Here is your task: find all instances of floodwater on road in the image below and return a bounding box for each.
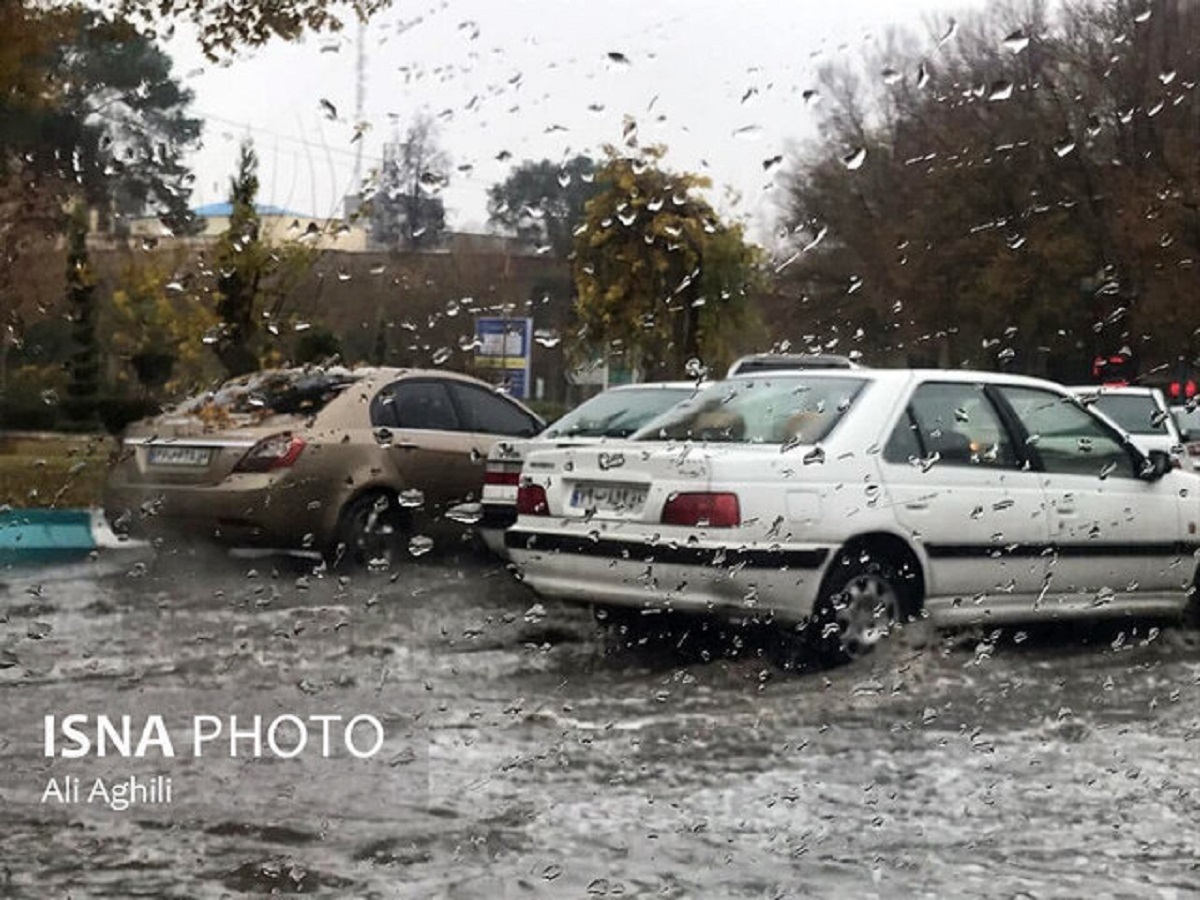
[1,545,1199,898]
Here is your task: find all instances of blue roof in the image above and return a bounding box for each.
[192,202,307,218]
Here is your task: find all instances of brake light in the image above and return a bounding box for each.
[234,433,306,472]
[661,492,740,527]
[485,467,521,487]
[516,483,549,515]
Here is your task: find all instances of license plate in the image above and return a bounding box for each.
[570,483,648,513]
[147,446,212,467]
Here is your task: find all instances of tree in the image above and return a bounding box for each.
[212,140,316,376]
[368,114,449,250]
[487,156,600,257]
[571,145,762,378]
[108,258,221,397]
[114,0,393,59]
[776,0,1200,379]
[1,8,202,232]
[62,202,99,427]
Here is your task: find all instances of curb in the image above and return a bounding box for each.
[0,508,151,565]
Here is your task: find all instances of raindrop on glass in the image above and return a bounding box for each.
[408,535,434,557]
[398,488,425,508]
[841,147,867,170]
[1002,30,1030,53]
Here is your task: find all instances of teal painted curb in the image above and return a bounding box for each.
[0,508,149,565]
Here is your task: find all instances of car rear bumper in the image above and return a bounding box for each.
[505,528,832,624]
[477,502,517,558]
[103,473,335,550]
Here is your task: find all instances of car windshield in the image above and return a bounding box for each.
[636,375,867,443]
[1089,394,1166,435]
[542,385,698,439]
[173,369,361,417]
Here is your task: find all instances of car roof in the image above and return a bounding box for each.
[725,367,1072,392]
[602,381,707,391]
[726,353,859,376]
[1066,384,1163,398]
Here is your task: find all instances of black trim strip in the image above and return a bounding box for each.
[505,530,831,569]
[926,542,1200,559]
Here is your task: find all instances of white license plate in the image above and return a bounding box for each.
[570,483,648,512]
[147,446,212,467]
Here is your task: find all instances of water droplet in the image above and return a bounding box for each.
[398,488,425,508]
[431,347,452,366]
[534,329,561,348]
[1159,69,1177,85]
[446,503,483,525]
[408,535,434,557]
[988,81,1014,101]
[40,389,59,405]
[1002,30,1030,53]
[1054,139,1076,158]
[881,67,901,85]
[841,147,867,170]
[597,452,625,471]
[732,124,763,141]
[445,299,460,317]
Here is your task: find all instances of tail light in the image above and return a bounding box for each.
[661,492,740,527]
[517,483,549,515]
[485,461,522,487]
[234,433,306,472]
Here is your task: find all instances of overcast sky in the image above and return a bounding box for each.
[167,0,987,242]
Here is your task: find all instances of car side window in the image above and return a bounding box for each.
[998,386,1138,479]
[449,383,540,436]
[897,382,1018,468]
[883,409,923,463]
[377,380,460,431]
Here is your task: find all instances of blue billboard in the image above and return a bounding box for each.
[474,317,533,398]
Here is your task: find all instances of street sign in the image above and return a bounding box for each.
[474,317,533,398]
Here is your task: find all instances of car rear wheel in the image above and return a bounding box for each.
[804,551,913,665]
[330,492,406,569]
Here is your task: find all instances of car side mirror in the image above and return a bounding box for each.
[1142,448,1175,481]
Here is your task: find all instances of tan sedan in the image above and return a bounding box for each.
[103,367,544,564]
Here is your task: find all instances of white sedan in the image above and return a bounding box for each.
[476,382,703,556]
[506,369,1199,662]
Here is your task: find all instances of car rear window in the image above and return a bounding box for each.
[544,386,698,439]
[637,376,866,444]
[1089,394,1166,435]
[174,370,361,417]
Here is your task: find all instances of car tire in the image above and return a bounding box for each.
[329,491,406,569]
[803,550,913,666]
[1180,573,1200,630]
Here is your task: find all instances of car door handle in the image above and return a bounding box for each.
[393,441,420,451]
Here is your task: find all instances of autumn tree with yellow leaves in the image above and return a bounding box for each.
[570,144,763,380]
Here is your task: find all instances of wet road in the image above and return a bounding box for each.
[2,546,1200,898]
